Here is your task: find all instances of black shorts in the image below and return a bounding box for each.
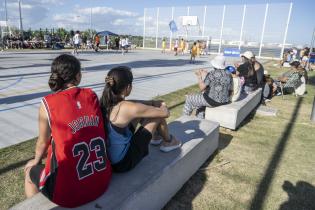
[30,164,55,200]
[30,164,45,189]
[112,126,152,173]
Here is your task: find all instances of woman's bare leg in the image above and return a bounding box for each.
[24,167,39,198]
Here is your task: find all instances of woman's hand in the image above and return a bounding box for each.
[160,102,170,118]
[24,159,39,173]
[152,100,163,107]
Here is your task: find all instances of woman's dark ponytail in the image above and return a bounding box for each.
[100,66,133,122]
[48,54,81,92]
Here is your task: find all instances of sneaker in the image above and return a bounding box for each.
[160,135,182,152]
[150,138,163,145]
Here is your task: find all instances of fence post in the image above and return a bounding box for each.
[280,2,293,59]
[202,6,207,37]
[258,3,268,58]
[311,96,315,122]
[218,5,226,54]
[143,8,146,48]
[239,4,246,50]
[169,7,174,50]
[155,7,159,49]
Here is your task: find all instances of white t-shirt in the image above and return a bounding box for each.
[73,34,80,45]
[231,76,242,102]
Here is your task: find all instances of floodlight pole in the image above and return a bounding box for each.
[239,4,246,50]
[155,7,159,49]
[89,7,92,38]
[258,3,269,58]
[218,5,226,54]
[143,8,146,48]
[169,7,174,50]
[202,6,207,37]
[4,0,8,23]
[311,27,315,51]
[18,0,24,42]
[280,2,293,60]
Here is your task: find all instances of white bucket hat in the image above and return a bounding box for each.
[211,55,226,69]
[241,51,254,59]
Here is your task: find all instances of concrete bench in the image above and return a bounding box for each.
[205,88,262,130]
[12,116,219,210]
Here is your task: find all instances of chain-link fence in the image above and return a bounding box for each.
[143,3,293,59]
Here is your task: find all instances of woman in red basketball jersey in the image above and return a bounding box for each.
[24,54,112,208]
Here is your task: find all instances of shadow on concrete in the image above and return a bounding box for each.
[0,70,194,105]
[279,180,315,210]
[249,97,303,210]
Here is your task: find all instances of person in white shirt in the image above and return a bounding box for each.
[73,31,81,55]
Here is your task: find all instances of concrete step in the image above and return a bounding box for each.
[12,116,219,210]
[205,88,262,130]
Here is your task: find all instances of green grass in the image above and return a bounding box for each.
[1,62,315,209]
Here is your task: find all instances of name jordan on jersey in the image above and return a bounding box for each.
[68,115,99,134]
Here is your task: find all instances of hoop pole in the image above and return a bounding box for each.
[239,4,246,50]
[219,5,226,54]
[155,7,159,49]
[280,2,293,59]
[170,7,174,50]
[143,8,146,48]
[202,6,207,37]
[258,3,269,58]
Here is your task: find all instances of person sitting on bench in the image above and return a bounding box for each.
[24,54,112,208]
[100,66,181,173]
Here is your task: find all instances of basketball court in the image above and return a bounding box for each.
[0,49,241,148]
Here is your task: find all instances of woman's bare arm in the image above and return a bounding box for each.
[25,103,51,171]
[125,101,170,120]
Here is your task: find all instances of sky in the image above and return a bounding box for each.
[0,0,314,45]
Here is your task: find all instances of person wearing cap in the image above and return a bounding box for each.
[183,55,232,118]
[236,51,258,93]
[226,66,242,102]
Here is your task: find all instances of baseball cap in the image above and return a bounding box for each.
[241,51,254,59]
[225,66,236,74]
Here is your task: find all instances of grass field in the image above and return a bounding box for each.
[0,61,315,210]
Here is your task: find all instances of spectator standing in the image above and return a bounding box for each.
[73,31,81,55]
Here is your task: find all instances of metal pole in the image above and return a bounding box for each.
[311,96,315,122]
[280,3,293,59]
[311,27,315,51]
[218,5,226,54]
[202,6,207,37]
[143,8,146,48]
[4,0,8,22]
[155,7,159,49]
[18,0,24,42]
[187,6,190,16]
[239,4,246,50]
[90,7,92,38]
[258,3,269,58]
[170,7,174,50]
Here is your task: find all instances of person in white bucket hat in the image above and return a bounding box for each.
[183,55,232,119]
[235,51,258,93]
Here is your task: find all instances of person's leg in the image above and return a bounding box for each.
[25,167,39,197]
[183,93,208,116]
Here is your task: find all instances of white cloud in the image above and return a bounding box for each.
[78,6,138,17]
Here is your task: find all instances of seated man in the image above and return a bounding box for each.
[276,61,304,95]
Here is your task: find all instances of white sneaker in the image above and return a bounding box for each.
[150,139,163,145]
[160,135,182,152]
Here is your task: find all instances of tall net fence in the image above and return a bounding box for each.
[143,3,293,59]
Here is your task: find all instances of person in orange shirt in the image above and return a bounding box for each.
[94,35,100,52]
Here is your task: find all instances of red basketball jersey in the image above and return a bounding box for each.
[40,87,112,208]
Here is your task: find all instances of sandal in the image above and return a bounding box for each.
[160,135,182,152]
